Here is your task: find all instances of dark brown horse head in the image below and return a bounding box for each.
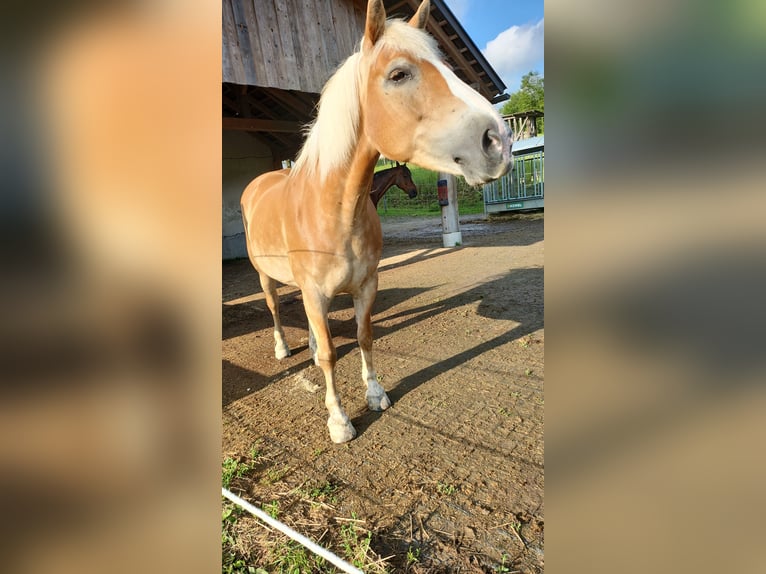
[394,162,418,199]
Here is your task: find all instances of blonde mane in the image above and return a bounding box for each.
[291,20,441,182]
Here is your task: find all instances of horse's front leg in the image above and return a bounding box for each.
[302,289,356,443]
[354,275,391,412]
[308,323,319,366]
[258,271,290,360]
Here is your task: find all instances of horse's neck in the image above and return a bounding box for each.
[322,140,380,227]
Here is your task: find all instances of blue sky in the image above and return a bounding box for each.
[443,0,544,94]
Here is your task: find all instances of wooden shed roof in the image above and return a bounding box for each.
[223,0,507,158]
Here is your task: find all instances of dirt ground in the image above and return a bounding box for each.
[222,212,544,573]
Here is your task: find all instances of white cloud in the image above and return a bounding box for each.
[483,18,544,92]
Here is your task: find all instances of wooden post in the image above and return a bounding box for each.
[438,173,462,247]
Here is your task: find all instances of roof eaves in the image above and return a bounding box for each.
[430,0,507,96]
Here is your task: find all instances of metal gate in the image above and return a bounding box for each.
[483,135,544,213]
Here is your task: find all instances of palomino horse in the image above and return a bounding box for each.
[241,0,510,443]
[370,162,418,207]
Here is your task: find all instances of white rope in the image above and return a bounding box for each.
[222,487,364,574]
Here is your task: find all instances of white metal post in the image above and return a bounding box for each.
[438,172,462,247]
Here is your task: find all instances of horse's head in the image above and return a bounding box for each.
[395,162,418,199]
[359,0,511,185]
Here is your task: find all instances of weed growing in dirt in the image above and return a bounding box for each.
[271,540,328,573]
[339,514,383,571]
[222,504,249,574]
[493,553,513,573]
[264,500,280,519]
[437,482,457,496]
[498,407,513,417]
[306,481,339,504]
[222,444,262,489]
[262,466,290,485]
[406,545,421,565]
[222,458,254,489]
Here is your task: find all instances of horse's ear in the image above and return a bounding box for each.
[364,0,386,50]
[409,0,430,29]
[395,161,400,167]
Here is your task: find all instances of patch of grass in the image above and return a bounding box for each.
[498,407,513,417]
[301,480,339,504]
[262,466,290,485]
[340,515,377,570]
[222,443,263,489]
[264,500,280,519]
[222,504,244,524]
[222,503,250,574]
[378,203,487,217]
[270,540,328,574]
[221,551,253,574]
[436,482,457,496]
[222,457,254,489]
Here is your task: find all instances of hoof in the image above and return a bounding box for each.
[275,343,291,360]
[328,415,356,444]
[367,390,391,411]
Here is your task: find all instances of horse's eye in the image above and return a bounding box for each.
[388,69,411,83]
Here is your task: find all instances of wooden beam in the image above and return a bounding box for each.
[262,87,316,118]
[425,17,484,87]
[222,117,303,133]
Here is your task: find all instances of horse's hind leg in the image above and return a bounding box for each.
[302,288,355,443]
[354,275,391,412]
[258,271,290,360]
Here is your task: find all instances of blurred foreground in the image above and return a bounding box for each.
[547,0,766,572]
[1,1,220,572]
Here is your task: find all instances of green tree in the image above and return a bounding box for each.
[501,71,544,133]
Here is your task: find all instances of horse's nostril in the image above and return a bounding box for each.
[454,157,462,164]
[482,128,501,158]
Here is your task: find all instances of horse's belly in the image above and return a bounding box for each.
[251,254,297,287]
[242,170,297,286]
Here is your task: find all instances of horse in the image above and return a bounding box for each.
[240,0,510,443]
[370,162,418,207]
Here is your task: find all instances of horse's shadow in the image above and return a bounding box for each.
[351,266,543,435]
[222,359,270,405]
[222,285,431,342]
[221,286,432,407]
[222,266,544,437]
